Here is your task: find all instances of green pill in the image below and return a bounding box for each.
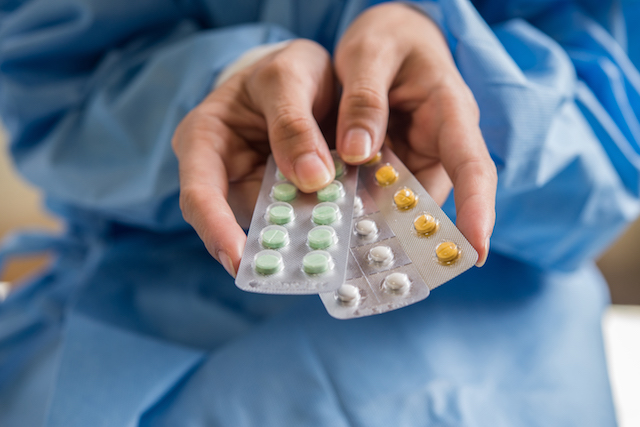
[312,203,340,225]
[267,202,294,225]
[333,154,346,178]
[254,250,283,275]
[275,168,286,180]
[272,182,297,202]
[260,226,289,249]
[317,181,344,202]
[303,251,332,275]
[307,226,336,250]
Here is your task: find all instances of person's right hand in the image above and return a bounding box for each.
[172,40,337,278]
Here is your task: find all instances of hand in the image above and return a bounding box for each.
[334,3,497,266]
[172,40,337,277]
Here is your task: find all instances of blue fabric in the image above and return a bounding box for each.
[1,0,638,424]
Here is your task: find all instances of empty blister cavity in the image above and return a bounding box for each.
[393,187,418,210]
[303,250,333,275]
[436,241,461,265]
[307,226,337,250]
[317,180,344,202]
[267,202,295,225]
[260,225,289,249]
[375,164,398,186]
[312,202,340,225]
[414,213,439,236]
[254,250,284,275]
[271,181,297,202]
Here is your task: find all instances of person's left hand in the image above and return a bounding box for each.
[333,3,497,266]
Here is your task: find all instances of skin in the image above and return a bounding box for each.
[172,3,497,278]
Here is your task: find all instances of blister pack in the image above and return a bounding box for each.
[235,152,358,294]
[320,146,478,319]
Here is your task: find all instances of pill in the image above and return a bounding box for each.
[275,168,286,181]
[260,226,289,249]
[394,187,418,210]
[312,202,340,225]
[254,250,284,275]
[366,151,382,165]
[375,164,398,186]
[369,245,394,265]
[272,182,297,202]
[353,196,364,216]
[383,272,411,294]
[317,181,344,202]
[267,202,295,225]
[336,284,360,305]
[307,226,337,250]
[332,153,346,178]
[414,213,439,235]
[303,250,332,274]
[355,219,378,237]
[436,241,460,264]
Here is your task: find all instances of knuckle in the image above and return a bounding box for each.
[271,106,314,142]
[438,78,480,123]
[253,56,294,88]
[344,83,387,115]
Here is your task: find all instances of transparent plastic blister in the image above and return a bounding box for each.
[320,184,430,319]
[235,152,357,294]
[359,145,477,288]
[321,145,477,319]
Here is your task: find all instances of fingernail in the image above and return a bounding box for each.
[293,152,332,191]
[475,237,490,268]
[219,251,237,278]
[341,128,372,163]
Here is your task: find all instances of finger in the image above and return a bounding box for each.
[414,165,453,206]
[334,37,402,164]
[433,96,496,267]
[172,113,257,278]
[392,138,453,206]
[246,40,337,193]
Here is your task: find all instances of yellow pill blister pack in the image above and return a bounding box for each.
[320,145,477,319]
[235,152,358,294]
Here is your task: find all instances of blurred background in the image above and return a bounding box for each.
[0,125,638,424]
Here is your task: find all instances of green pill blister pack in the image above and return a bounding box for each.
[235,152,357,294]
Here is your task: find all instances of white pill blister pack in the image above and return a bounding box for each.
[320,145,478,319]
[235,152,357,294]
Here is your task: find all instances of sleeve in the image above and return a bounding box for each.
[408,0,640,271]
[0,0,297,231]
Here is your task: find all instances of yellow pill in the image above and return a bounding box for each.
[393,187,418,210]
[375,164,398,186]
[436,241,460,265]
[365,151,382,165]
[414,214,439,235]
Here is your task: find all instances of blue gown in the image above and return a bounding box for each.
[1,0,639,425]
